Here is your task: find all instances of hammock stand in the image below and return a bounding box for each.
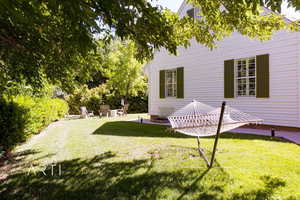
[168,101,262,168]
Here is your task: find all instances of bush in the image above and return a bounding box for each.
[127,94,148,113]
[0,98,28,151]
[66,85,107,115]
[66,84,148,115]
[104,93,148,113]
[0,96,68,151]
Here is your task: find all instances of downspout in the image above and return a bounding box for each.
[148,65,151,116]
[298,31,300,127]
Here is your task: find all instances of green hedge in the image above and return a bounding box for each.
[0,96,68,151]
[66,85,105,115]
[66,85,148,115]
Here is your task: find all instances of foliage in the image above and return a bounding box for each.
[65,84,109,115]
[127,93,148,113]
[104,40,147,103]
[186,0,298,48]
[104,92,148,113]
[0,98,28,152]
[66,84,148,114]
[66,39,148,114]
[2,79,57,98]
[0,96,68,151]
[1,0,299,93]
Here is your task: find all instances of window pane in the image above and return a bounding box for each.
[166,71,172,78]
[166,72,172,84]
[249,58,255,64]
[249,60,255,77]
[249,90,255,96]
[237,60,247,77]
[173,87,177,97]
[173,71,177,84]
[167,88,172,96]
[237,78,247,96]
[249,78,255,89]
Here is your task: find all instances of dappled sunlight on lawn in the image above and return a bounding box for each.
[1,114,300,199]
[1,151,295,200]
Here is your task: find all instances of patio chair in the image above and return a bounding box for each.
[99,105,110,117]
[80,106,94,118]
[117,104,129,116]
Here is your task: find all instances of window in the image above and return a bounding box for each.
[186,8,195,18]
[165,69,177,97]
[235,57,256,97]
[186,8,200,20]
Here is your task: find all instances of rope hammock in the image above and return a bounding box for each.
[168,100,263,168]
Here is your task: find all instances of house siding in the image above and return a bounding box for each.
[148,28,300,127]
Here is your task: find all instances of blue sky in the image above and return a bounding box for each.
[150,0,300,20]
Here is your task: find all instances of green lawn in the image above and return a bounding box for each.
[1,114,300,200]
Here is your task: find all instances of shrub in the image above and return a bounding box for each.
[66,85,107,115]
[105,93,148,113]
[0,96,68,151]
[0,98,28,151]
[127,94,148,113]
[66,84,148,115]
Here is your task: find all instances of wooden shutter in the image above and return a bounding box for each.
[256,54,269,98]
[224,59,235,98]
[177,67,184,98]
[159,70,165,99]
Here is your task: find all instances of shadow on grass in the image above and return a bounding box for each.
[0,149,56,181]
[93,121,189,138]
[93,121,290,143]
[0,151,295,200]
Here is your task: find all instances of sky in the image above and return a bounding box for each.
[150,0,300,20]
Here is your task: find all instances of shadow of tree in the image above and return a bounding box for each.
[1,151,294,200]
[93,121,290,144]
[0,149,55,181]
[93,121,189,138]
[229,176,286,200]
[0,151,212,199]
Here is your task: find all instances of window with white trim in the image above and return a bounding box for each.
[235,57,256,97]
[165,69,177,97]
[186,8,201,20]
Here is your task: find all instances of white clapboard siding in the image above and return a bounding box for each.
[147,3,300,127]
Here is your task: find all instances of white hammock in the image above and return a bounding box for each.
[168,100,262,137]
[167,100,263,168]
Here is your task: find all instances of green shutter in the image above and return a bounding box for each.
[177,67,184,98]
[159,70,165,98]
[256,54,269,98]
[224,59,235,98]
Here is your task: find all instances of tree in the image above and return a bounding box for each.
[1,0,299,92]
[104,40,146,104]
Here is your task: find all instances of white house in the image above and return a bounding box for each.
[145,1,300,128]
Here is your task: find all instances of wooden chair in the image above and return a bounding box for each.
[117,104,129,116]
[80,106,94,118]
[99,105,110,117]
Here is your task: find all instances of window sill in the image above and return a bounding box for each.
[235,96,256,99]
[165,96,177,99]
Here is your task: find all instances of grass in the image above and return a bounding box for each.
[1,114,300,200]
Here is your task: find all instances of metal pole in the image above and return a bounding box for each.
[197,136,210,167]
[209,101,226,168]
